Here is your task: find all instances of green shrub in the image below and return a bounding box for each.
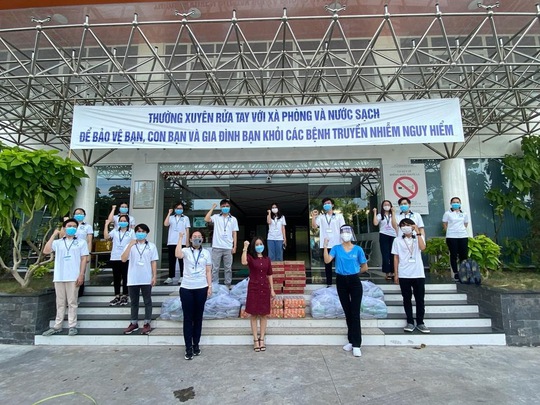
[424,237,450,274]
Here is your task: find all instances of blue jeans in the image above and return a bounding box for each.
[268,239,283,261]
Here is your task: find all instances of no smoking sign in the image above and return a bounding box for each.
[393,176,418,199]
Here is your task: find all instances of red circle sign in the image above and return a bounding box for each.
[393,176,419,199]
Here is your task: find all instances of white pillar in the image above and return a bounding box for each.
[74,166,97,280]
[440,158,473,236]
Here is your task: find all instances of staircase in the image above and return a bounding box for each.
[34,279,506,347]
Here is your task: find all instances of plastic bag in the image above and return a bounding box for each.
[361,295,388,319]
[204,293,241,319]
[311,287,345,319]
[160,296,183,321]
[230,277,249,305]
[361,280,385,300]
[211,282,230,298]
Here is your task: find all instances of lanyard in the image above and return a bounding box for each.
[404,237,415,258]
[119,230,129,243]
[222,215,231,232]
[63,238,75,254]
[174,215,183,230]
[324,213,335,226]
[191,247,202,270]
[135,242,148,262]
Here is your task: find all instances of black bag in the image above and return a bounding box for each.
[458,259,482,285]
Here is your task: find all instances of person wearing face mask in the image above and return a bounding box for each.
[396,197,425,239]
[164,202,191,285]
[391,218,430,334]
[204,199,239,289]
[372,200,398,280]
[311,197,345,287]
[107,203,136,229]
[323,225,368,357]
[241,237,276,352]
[71,208,93,298]
[442,197,469,282]
[176,231,212,360]
[121,224,158,335]
[266,203,287,261]
[42,218,89,337]
[104,214,135,306]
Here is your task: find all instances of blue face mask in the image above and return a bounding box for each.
[135,232,147,241]
[65,227,77,237]
[118,221,129,228]
[74,214,85,222]
[221,207,230,214]
[175,209,183,215]
[323,203,332,212]
[451,203,461,210]
[119,207,128,214]
[255,245,265,253]
[400,204,409,212]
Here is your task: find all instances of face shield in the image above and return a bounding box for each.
[340,225,357,242]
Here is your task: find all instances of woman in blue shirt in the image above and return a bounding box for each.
[323,225,368,358]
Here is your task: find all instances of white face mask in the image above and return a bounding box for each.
[271,208,278,214]
[383,205,391,211]
[401,226,413,235]
[341,232,353,242]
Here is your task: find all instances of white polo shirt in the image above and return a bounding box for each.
[442,210,469,238]
[391,236,425,279]
[51,237,89,282]
[113,214,136,229]
[180,247,211,290]
[108,229,136,261]
[125,241,159,286]
[315,212,345,248]
[75,222,93,242]
[209,213,239,249]
[267,215,287,241]
[396,211,425,237]
[166,215,191,245]
[376,213,397,237]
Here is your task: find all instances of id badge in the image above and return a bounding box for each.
[137,261,145,266]
[64,255,72,261]
[326,229,333,233]
[408,257,416,263]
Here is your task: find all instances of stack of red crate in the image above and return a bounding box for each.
[282,260,306,294]
[272,261,285,294]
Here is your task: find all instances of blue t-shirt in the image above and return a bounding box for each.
[329,245,367,275]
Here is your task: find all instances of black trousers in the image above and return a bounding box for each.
[398,278,425,325]
[379,233,395,274]
[168,244,184,278]
[180,286,208,353]
[111,260,129,296]
[320,248,334,286]
[446,237,468,273]
[336,273,363,348]
[128,285,152,323]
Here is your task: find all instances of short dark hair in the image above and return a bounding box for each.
[322,197,334,206]
[220,199,231,206]
[118,214,129,223]
[73,208,86,215]
[398,218,415,227]
[174,202,184,209]
[398,197,411,205]
[63,218,78,228]
[135,223,150,233]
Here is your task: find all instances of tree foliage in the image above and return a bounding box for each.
[0,147,87,287]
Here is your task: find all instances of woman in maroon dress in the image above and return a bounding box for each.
[241,236,276,352]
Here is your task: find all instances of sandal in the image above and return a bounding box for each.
[385,274,392,281]
[253,339,260,352]
[259,337,266,352]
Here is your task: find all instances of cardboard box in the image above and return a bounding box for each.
[283,297,306,308]
[282,287,305,294]
[285,279,307,287]
[284,308,306,318]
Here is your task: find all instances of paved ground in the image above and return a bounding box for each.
[1,344,538,404]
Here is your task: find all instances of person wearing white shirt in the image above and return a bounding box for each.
[391,218,430,334]
[372,200,398,281]
[121,224,158,336]
[42,218,89,337]
[72,208,93,298]
[396,197,425,238]
[176,231,212,360]
[311,197,345,287]
[104,214,135,306]
[442,196,470,282]
[204,199,239,288]
[164,202,191,284]
[266,203,287,261]
[107,202,136,229]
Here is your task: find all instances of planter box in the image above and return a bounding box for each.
[0,289,56,345]
[457,284,540,346]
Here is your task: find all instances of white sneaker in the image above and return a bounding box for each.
[342,343,353,352]
[352,347,362,357]
[163,278,173,284]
